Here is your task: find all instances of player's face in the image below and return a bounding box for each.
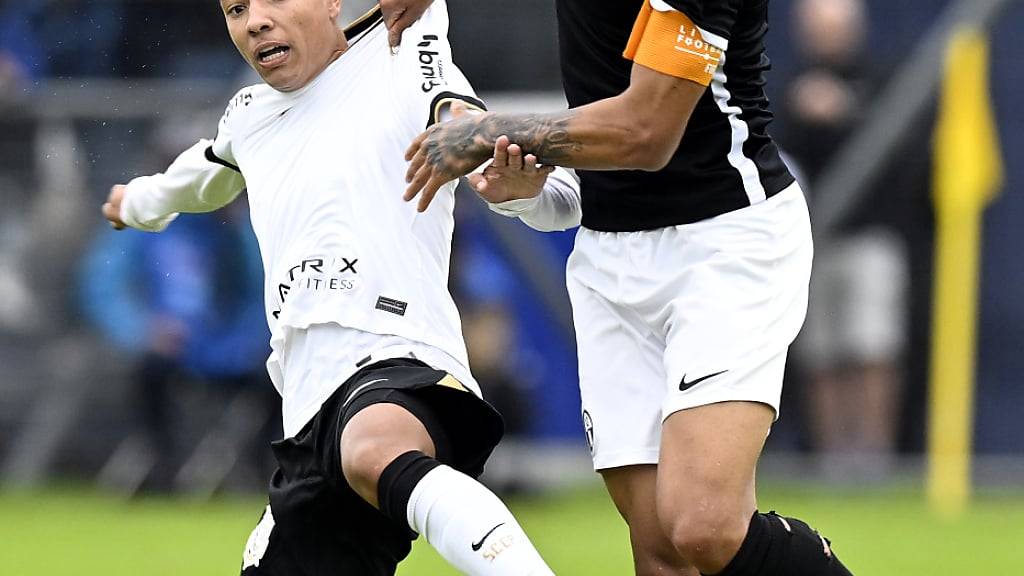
[220,0,344,92]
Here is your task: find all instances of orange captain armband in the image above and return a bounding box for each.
[623,1,723,86]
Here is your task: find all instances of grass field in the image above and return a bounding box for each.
[2,483,1023,574]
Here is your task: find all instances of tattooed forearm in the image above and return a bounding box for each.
[475,112,585,164]
[423,115,496,173]
[422,110,585,176]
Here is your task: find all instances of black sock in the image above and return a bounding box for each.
[377,450,441,538]
[706,511,853,576]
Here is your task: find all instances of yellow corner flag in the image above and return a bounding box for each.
[928,26,1003,518]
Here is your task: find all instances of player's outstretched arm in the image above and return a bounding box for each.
[104,139,246,232]
[404,63,706,211]
[380,0,434,47]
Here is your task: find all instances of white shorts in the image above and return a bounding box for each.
[566,183,813,470]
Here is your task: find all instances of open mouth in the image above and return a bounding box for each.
[257,44,290,65]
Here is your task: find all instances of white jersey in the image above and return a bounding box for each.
[119,3,486,436]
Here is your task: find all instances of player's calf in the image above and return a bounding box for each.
[703,511,854,576]
[602,465,699,576]
[341,399,554,575]
[376,450,555,575]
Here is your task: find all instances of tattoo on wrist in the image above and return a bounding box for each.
[424,115,490,169]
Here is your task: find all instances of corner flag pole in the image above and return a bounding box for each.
[927,26,1003,517]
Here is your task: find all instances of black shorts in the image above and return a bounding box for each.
[240,358,504,575]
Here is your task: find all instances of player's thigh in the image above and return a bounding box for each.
[340,402,436,505]
[601,465,696,574]
[657,400,774,540]
[567,265,666,470]
[645,188,809,531]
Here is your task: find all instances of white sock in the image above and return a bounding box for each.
[406,464,555,575]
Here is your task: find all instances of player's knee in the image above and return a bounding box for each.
[340,432,393,502]
[660,506,748,570]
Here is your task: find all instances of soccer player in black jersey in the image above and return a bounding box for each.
[396,1,856,575]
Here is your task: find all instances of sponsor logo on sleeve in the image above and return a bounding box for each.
[225,89,253,120]
[417,35,446,92]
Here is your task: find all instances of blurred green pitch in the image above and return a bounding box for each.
[2,484,1022,574]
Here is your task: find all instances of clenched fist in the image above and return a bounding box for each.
[102,184,127,230]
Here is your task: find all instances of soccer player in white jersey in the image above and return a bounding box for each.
[100,1,555,574]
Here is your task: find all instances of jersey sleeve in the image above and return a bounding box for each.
[208,94,242,171]
[658,0,738,47]
[487,167,582,232]
[623,0,732,86]
[391,1,486,131]
[120,100,246,232]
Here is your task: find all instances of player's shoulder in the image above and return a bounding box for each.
[413,0,451,31]
[219,83,282,128]
[392,1,482,117]
[395,0,452,68]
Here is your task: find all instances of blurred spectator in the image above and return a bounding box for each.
[0,2,46,81]
[77,198,275,492]
[0,0,40,188]
[777,0,910,481]
[0,4,38,334]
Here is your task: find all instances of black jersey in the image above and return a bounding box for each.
[556,0,794,232]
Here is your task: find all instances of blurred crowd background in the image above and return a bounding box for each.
[0,0,1022,498]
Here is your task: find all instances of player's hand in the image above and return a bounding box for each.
[468,136,554,204]
[381,0,434,48]
[404,101,493,212]
[102,184,127,230]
